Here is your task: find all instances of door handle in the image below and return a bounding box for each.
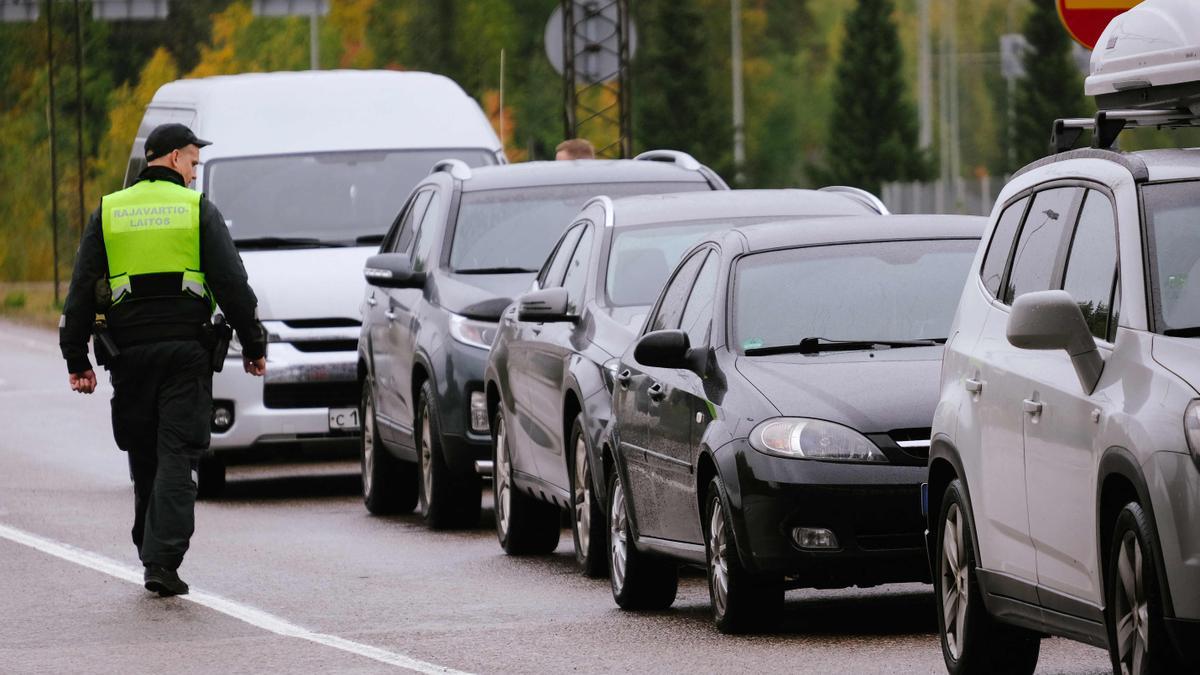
[647,382,666,402]
[1023,399,1043,415]
[616,369,632,388]
[385,310,396,322]
[965,378,983,394]
[532,325,542,336]
[366,294,377,307]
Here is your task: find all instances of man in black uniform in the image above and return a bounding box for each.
[60,123,267,597]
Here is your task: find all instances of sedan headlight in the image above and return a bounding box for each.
[1185,400,1200,471]
[749,418,888,463]
[449,314,499,350]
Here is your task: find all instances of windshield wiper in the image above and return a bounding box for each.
[1164,326,1200,337]
[234,236,346,249]
[454,266,538,275]
[355,234,385,245]
[744,336,942,356]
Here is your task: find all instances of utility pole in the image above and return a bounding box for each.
[74,0,85,239]
[47,0,61,306]
[731,0,745,186]
[918,0,932,150]
[309,9,318,69]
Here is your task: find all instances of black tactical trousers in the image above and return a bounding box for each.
[109,340,212,570]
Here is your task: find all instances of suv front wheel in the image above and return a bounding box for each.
[936,479,1041,675]
[416,381,482,529]
[1105,502,1180,675]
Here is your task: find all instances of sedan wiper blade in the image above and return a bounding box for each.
[234,236,345,249]
[454,266,538,275]
[744,336,940,356]
[355,234,385,245]
[1164,326,1200,337]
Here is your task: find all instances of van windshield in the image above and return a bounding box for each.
[1142,180,1200,335]
[205,149,494,246]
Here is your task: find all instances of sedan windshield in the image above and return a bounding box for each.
[206,149,494,245]
[733,239,978,353]
[449,181,706,273]
[1141,181,1200,335]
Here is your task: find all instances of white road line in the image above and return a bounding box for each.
[0,522,470,675]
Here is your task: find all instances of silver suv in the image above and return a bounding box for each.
[928,146,1200,673]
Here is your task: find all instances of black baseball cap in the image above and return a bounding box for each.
[145,123,211,161]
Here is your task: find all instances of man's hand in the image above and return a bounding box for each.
[69,370,97,394]
[244,357,266,376]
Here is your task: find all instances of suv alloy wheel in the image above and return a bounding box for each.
[492,408,560,554]
[360,377,417,514]
[416,381,481,529]
[1105,502,1180,675]
[569,415,606,577]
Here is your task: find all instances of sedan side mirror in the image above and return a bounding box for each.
[633,329,704,371]
[518,287,576,323]
[1007,290,1104,393]
[364,253,427,289]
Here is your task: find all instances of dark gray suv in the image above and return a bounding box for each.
[357,154,726,529]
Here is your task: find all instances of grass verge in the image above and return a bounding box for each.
[0,282,63,330]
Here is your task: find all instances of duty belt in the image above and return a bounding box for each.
[109,322,205,348]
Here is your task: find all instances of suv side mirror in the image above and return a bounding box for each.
[1007,290,1104,393]
[518,288,575,323]
[633,329,704,371]
[364,253,426,289]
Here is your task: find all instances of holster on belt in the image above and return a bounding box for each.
[202,313,234,373]
[93,320,120,369]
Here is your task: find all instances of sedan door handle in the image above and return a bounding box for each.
[385,310,396,322]
[965,378,983,394]
[616,369,632,388]
[647,382,666,402]
[1023,399,1044,416]
[366,295,377,307]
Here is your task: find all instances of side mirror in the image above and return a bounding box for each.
[633,329,703,371]
[364,253,427,289]
[517,288,575,323]
[1007,290,1104,393]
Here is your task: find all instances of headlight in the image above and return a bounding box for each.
[749,418,888,463]
[602,357,620,393]
[1185,400,1200,471]
[449,314,499,350]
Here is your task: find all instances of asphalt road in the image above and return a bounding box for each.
[0,321,1112,674]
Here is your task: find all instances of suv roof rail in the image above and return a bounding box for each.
[431,158,472,180]
[633,149,730,190]
[1052,108,1199,154]
[819,186,890,215]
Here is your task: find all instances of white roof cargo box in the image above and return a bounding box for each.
[1086,0,1200,113]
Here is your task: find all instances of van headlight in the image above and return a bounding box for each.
[749,418,888,463]
[1185,400,1200,471]
[449,314,498,350]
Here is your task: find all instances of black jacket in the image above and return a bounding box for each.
[60,166,267,373]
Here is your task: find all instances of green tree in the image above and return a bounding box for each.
[814,0,930,195]
[1012,0,1090,169]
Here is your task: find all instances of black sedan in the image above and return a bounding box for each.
[484,189,880,574]
[603,215,983,632]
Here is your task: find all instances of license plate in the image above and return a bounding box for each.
[328,407,360,431]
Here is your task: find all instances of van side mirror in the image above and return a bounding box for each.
[633,329,704,371]
[517,288,576,323]
[364,253,426,289]
[1007,290,1104,393]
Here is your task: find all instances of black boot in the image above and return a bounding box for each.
[144,564,189,597]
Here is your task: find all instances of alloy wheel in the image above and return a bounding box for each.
[420,407,433,508]
[708,501,729,617]
[495,415,512,538]
[1115,531,1149,675]
[573,435,590,554]
[941,502,969,660]
[362,388,375,497]
[610,476,628,592]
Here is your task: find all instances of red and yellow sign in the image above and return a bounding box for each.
[1057,0,1144,50]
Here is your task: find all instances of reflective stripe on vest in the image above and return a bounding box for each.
[100,180,209,307]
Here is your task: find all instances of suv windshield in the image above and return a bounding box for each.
[733,239,977,353]
[1142,181,1200,335]
[449,182,706,273]
[606,216,794,307]
[206,149,494,246]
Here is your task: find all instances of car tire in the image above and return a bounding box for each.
[569,415,607,577]
[705,476,784,634]
[360,378,418,515]
[492,407,561,554]
[608,467,678,610]
[416,381,482,530]
[936,479,1041,675]
[196,455,225,500]
[1105,502,1181,675]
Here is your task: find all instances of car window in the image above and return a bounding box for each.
[411,191,443,272]
[1140,180,1200,334]
[1003,187,1081,304]
[540,225,584,289]
[980,196,1028,299]
[679,251,720,346]
[562,224,595,313]
[648,250,707,333]
[392,190,432,254]
[1062,190,1119,340]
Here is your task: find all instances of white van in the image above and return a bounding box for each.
[126,70,504,495]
